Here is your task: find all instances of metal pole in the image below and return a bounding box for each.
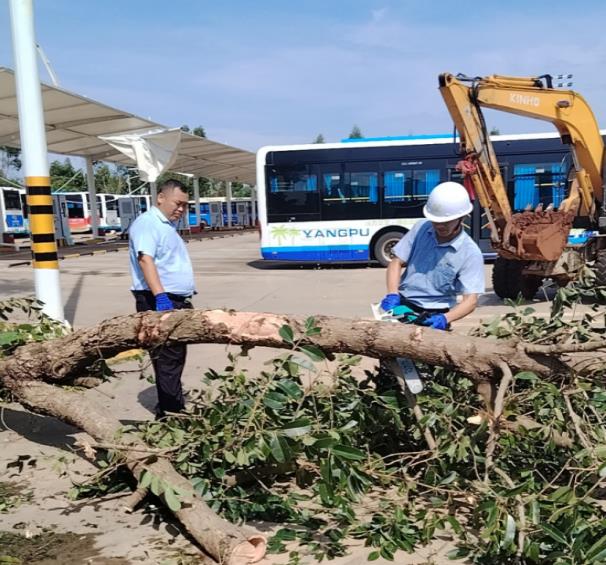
[150,181,158,204]
[193,177,201,228]
[226,181,232,227]
[9,0,64,321]
[85,157,99,238]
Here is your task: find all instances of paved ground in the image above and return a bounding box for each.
[0,232,564,564]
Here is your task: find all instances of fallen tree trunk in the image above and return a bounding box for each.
[1,308,603,562]
[12,379,266,565]
[0,309,574,388]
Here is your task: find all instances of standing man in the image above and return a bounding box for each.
[128,179,195,418]
[379,181,484,328]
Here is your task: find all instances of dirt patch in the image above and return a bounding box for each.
[0,530,131,564]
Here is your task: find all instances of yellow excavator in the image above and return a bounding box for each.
[438,73,606,298]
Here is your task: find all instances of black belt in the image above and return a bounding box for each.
[400,297,449,315]
[132,290,192,302]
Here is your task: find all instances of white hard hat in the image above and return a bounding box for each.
[423,182,473,222]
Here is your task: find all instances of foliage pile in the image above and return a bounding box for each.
[125,279,606,564]
[0,298,68,359]
[1,283,606,563]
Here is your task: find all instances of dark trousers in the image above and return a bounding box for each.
[133,291,193,417]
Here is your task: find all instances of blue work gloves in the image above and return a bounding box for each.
[422,313,449,330]
[380,293,401,312]
[155,292,174,311]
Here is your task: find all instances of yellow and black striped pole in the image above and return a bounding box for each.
[10,0,64,321]
[26,176,59,269]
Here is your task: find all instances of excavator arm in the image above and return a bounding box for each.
[438,73,605,262]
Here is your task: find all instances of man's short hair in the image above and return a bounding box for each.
[158,179,188,195]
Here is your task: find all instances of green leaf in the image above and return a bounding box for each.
[279,325,294,344]
[0,331,20,345]
[163,485,181,512]
[541,523,568,546]
[439,471,458,485]
[515,371,539,382]
[331,444,366,461]
[447,547,469,559]
[269,432,286,463]
[150,474,162,496]
[276,379,303,399]
[139,470,152,489]
[367,550,380,561]
[290,355,315,371]
[299,344,326,362]
[263,391,288,410]
[313,435,338,450]
[586,534,606,562]
[280,419,312,438]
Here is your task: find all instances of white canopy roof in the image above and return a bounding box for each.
[0,67,255,184]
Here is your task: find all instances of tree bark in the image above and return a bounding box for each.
[0,309,574,389]
[0,308,602,562]
[12,379,266,565]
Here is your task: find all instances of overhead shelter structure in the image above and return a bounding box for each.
[0,66,256,234]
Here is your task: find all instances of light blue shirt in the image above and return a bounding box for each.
[129,206,195,296]
[392,220,484,310]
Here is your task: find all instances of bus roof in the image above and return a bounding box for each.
[257,129,606,157]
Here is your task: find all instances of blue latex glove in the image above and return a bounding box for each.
[380,293,401,312]
[155,292,174,311]
[422,313,449,330]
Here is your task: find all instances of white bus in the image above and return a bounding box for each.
[0,186,28,241]
[57,192,121,233]
[256,134,581,265]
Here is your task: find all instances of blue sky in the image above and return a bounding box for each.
[1,1,605,153]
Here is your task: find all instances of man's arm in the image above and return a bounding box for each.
[137,253,164,296]
[386,257,406,293]
[445,293,478,324]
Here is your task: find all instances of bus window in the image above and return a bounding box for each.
[267,166,320,222]
[65,195,85,218]
[20,192,28,219]
[382,166,440,219]
[4,189,21,210]
[511,163,565,211]
[342,163,380,219]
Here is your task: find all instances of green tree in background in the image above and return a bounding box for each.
[180,125,206,138]
[49,159,85,191]
[348,125,364,139]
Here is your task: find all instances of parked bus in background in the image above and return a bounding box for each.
[256,132,596,265]
[57,192,122,234]
[188,196,254,227]
[0,186,28,242]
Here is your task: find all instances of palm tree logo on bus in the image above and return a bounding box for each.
[271,225,300,244]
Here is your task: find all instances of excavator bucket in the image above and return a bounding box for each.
[500,210,575,262]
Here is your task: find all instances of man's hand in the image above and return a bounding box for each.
[155,292,174,311]
[380,293,401,312]
[422,314,448,330]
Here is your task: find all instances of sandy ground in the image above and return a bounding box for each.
[0,232,579,564]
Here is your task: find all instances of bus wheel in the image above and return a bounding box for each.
[373,231,404,267]
[595,249,606,286]
[492,257,542,300]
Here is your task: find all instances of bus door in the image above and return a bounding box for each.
[314,164,345,221]
[104,195,120,229]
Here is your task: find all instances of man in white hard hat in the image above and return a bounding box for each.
[379,181,484,329]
